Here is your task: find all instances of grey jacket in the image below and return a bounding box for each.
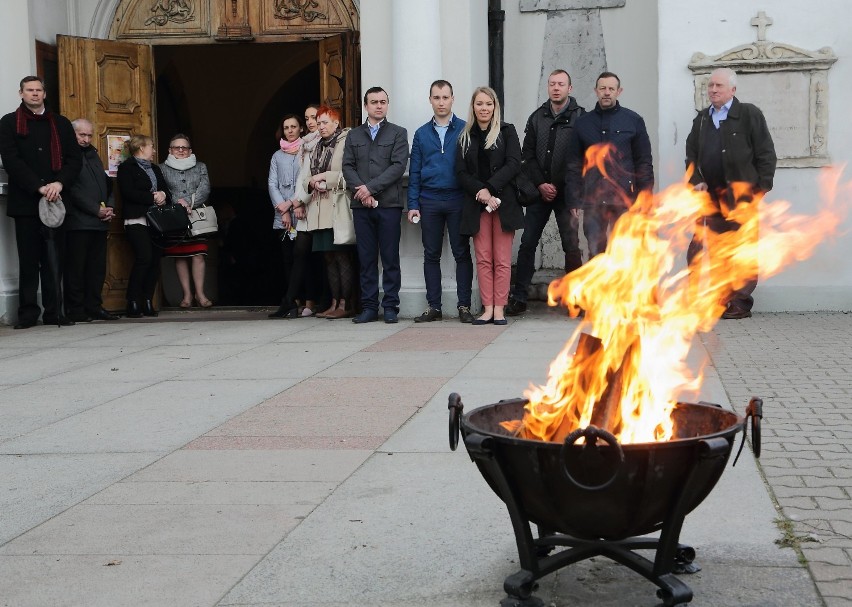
[65,145,112,231]
[159,160,210,208]
[267,148,301,230]
[342,120,409,208]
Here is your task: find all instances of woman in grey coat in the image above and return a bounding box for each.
[160,133,212,307]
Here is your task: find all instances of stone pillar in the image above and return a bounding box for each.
[0,0,35,324]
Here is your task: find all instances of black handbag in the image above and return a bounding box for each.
[146,203,190,237]
[513,166,541,207]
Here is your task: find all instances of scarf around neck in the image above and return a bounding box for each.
[279,137,303,155]
[164,153,197,170]
[16,103,62,172]
[311,129,343,175]
[135,157,158,192]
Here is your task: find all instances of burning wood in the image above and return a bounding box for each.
[502,162,849,445]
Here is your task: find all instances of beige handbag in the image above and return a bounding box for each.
[188,194,218,236]
[331,174,355,245]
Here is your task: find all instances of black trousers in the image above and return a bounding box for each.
[14,216,64,323]
[65,229,108,316]
[125,223,162,302]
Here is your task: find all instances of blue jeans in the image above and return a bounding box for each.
[511,197,581,303]
[353,206,402,311]
[419,197,472,310]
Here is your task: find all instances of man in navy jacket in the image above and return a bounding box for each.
[566,72,654,258]
[407,80,473,324]
[343,87,409,324]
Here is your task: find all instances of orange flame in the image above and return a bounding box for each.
[505,167,849,444]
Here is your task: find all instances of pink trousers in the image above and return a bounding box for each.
[473,211,515,306]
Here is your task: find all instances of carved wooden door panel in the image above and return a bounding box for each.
[58,35,154,312]
[319,32,360,128]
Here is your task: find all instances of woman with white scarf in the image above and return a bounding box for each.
[159,133,212,307]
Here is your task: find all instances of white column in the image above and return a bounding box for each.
[0,0,36,324]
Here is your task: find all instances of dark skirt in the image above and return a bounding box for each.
[311,228,353,252]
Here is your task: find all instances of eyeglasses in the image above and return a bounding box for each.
[170,145,191,152]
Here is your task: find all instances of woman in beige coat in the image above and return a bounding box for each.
[301,105,355,319]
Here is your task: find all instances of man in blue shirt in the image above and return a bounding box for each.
[408,80,473,323]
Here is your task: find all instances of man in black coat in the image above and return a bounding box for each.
[685,67,776,320]
[565,71,654,258]
[0,76,82,329]
[507,69,584,316]
[64,119,119,323]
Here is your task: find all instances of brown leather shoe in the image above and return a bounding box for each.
[325,308,348,319]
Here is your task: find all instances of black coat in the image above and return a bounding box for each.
[565,101,654,209]
[116,157,172,219]
[65,145,112,231]
[0,106,82,217]
[685,96,776,194]
[455,122,524,236]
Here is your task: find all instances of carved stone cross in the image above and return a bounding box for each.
[750,11,773,42]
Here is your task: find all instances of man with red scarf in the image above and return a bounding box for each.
[0,76,81,329]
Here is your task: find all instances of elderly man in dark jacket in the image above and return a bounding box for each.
[343,86,409,325]
[685,67,776,319]
[0,76,82,329]
[64,119,119,323]
[565,71,654,258]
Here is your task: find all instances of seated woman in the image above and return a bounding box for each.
[159,133,213,308]
[456,86,523,326]
[302,106,355,319]
[117,134,172,318]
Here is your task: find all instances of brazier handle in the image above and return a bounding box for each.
[733,396,763,465]
[560,425,625,491]
[448,392,464,451]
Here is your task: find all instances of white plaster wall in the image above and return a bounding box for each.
[29,0,70,44]
[658,0,852,311]
[0,0,38,323]
[439,0,489,123]
[503,2,546,130]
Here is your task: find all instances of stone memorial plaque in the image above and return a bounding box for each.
[735,72,811,160]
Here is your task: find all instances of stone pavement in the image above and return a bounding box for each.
[0,305,839,606]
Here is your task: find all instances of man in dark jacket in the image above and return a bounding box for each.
[407,80,473,324]
[64,119,119,323]
[342,86,409,324]
[0,76,82,329]
[685,67,776,319]
[507,69,584,316]
[565,71,654,258]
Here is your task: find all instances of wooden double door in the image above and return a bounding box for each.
[57,34,359,311]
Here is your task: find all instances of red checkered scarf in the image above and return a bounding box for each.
[16,103,63,172]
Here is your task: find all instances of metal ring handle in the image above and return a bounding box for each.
[747,396,763,458]
[448,393,464,451]
[560,425,625,491]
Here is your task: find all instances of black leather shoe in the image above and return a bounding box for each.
[126,301,143,318]
[42,317,75,327]
[472,317,494,325]
[13,319,37,330]
[413,308,441,323]
[457,306,474,324]
[68,312,93,323]
[505,299,527,316]
[493,318,508,326]
[721,306,752,320]
[142,300,158,317]
[89,309,119,321]
[352,309,378,324]
[384,308,398,324]
[268,306,289,318]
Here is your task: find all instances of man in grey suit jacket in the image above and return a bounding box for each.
[342,87,410,324]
